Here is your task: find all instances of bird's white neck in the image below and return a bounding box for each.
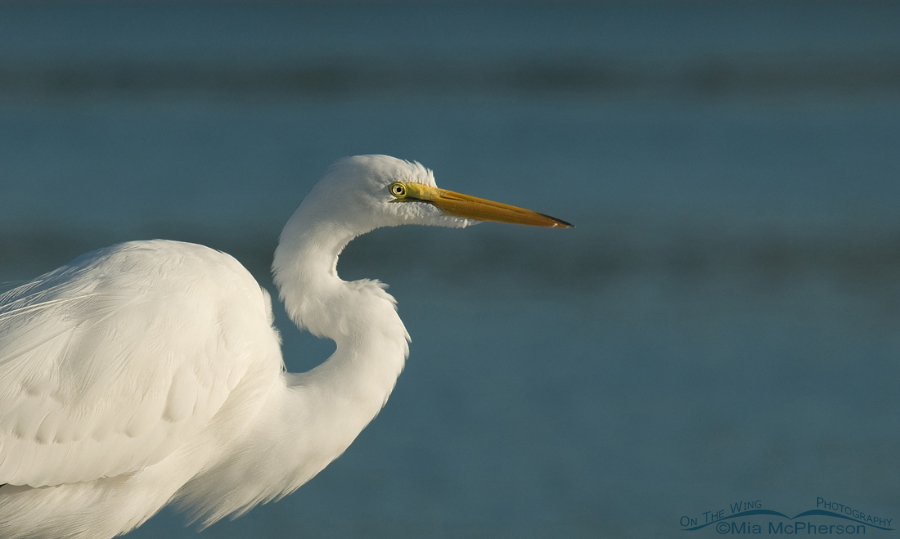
[174,208,411,525]
[269,204,409,485]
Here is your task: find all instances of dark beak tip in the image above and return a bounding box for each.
[542,214,574,228]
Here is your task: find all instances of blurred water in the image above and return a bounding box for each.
[2,2,900,537]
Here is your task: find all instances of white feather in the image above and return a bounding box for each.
[0,155,540,539]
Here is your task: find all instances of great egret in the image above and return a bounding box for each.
[0,155,570,539]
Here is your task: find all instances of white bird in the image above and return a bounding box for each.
[0,155,570,539]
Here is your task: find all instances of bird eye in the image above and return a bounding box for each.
[389,183,407,198]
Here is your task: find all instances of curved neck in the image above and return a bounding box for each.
[169,205,413,525]
[176,211,411,524]
[272,203,409,427]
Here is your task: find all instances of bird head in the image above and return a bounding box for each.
[305,155,572,233]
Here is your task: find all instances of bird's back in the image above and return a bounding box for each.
[0,239,283,489]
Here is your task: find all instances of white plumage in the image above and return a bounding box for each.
[0,155,569,538]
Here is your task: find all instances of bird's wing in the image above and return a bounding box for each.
[0,241,280,487]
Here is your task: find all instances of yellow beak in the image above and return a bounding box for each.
[391,182,573,228]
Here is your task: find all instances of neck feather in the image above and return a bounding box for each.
[272,203,409,456]
[173,206,412,526]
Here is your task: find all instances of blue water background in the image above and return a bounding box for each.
[1,2,900,537]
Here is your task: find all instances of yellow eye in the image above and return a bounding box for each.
[389,182,407,197]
